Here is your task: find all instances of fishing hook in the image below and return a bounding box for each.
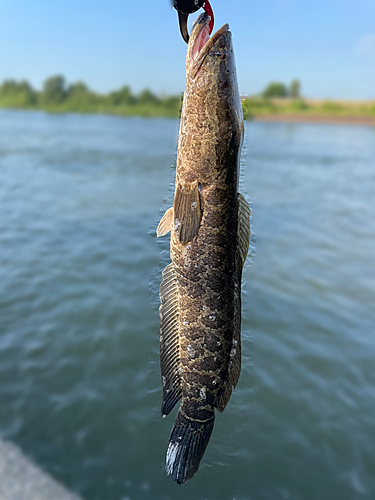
[173,0,214,43]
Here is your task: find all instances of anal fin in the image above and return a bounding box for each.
[159,263,182,415]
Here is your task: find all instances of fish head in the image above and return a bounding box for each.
[186,13,233,85]
[181,13,243,180]
[184,13,243,131]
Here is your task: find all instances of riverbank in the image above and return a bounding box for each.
[0,79,182,118]
[1,98,375,125]
[252,114,375,126]
[0,102,182,118]
[0,439,81,500]
[244,97,375,125]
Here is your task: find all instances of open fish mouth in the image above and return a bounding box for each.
[187,14,229,79]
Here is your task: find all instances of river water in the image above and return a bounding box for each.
[0,110,374,500]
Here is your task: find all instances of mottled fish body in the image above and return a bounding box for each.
[156,13,250,485]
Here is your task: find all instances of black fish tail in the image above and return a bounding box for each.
[165,409,214,484]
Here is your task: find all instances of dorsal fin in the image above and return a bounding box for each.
[215,250,242,412]
[237,193,251,267]
[215,193,251,412]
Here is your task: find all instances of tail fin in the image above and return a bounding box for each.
[165,409,214,484]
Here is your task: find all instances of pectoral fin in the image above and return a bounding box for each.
[173,182,201,244]
[157,207,173,237]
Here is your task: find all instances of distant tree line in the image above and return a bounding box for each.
[2,76,374,121]
[0,75,182,117]
[10,76,366,123]
[261,79,301,99]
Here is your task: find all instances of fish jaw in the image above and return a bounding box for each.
[186,13,230,80]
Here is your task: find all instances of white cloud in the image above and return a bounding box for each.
[357,34,375,60]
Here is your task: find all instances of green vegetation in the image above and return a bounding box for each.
[289,79,301,99]
[262,82,289,99]
[0,76,182,118]
[0,79,37,107]
[261,79,301,99]
[241,78,375,122]
[242,97,375,121]
[1,76,374,122]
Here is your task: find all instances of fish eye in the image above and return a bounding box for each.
[215,50,226,59]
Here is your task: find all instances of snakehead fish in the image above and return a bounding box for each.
[156,13,251,485]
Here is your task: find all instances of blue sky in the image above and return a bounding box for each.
[0,0,374,99]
